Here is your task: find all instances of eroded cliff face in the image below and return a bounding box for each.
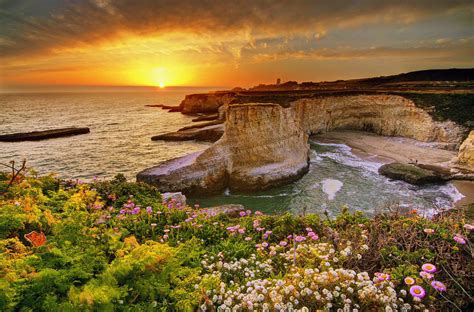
[137,103,310,193]
[179,93,235,114]
[456,131,474,168]
[292,95,464,144]
[140,94,468,193]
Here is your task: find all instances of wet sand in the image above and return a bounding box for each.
[312,130,474,207]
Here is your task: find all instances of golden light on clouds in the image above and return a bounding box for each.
[0,1,473,90]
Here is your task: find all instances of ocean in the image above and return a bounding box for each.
[0,90,210,180]
[0,91,463,215]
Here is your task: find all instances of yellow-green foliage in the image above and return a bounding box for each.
[0,172,472,311]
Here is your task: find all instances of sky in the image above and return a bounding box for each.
[0,0,473,90]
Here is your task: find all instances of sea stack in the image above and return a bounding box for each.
[137,103,310,193]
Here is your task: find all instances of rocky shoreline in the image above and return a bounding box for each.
[141,90,473,195]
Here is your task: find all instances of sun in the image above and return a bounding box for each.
[158,81,165,88]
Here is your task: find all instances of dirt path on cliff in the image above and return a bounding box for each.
[312,130,474,207]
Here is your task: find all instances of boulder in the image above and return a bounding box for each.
[378,162,448,185]
[161,192,187,206]
[201,204,245,217]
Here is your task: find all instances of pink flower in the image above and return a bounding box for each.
[295,236,306,242]
[375,272,390,281]
[463,224,474,231]
[262,242,269,248]
[431,280,447,292]
[409,285,426,299]
[306,227,313,232]
[238,228,245,234]
[423,228,435,234]
[239,211,247,217]
[254,211,263,215]
[419,271,433,280]
[421,263,437,273]
[279,241,288,246]
[146,206,153,214]
[404,277,415,285]
[244,237,252,241]
[453,235,466,244]
[163,234,169,240]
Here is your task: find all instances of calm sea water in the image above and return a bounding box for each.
[1,91,463,215]
[0,91,210,180]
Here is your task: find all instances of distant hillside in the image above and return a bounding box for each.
[247,68,474,91]
[361,68,474,85]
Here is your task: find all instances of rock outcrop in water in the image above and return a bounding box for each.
[0,127,90,142]
[137,103,310,193]
[179,92,236,114]
[378,163,449,185]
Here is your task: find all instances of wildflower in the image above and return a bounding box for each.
[295,236,306,242]
[146,206,153,214]
[306,227,313,232]
[131,207,140,215]
[419,271,433,280]
[239,211,247,217]
[409,285,426,299]
[421,263,437,273]
[463,224,474,231]
[238,228,245,234]
[279,241,288,246]
[423,228,435,234]
[163,234,169,240]
[404,277,415,286]
[375,272,391,281]
[254,211,263,215]
[431,280,447,292]
[245,237,252,241]
[262,242,269,248]
[453,235,466,244]
[151,223,157,227]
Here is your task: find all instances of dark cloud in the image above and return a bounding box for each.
[1,0,473,58]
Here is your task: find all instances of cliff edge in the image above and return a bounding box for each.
[137,103,310,193]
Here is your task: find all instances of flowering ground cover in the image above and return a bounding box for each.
[0,172,472,311]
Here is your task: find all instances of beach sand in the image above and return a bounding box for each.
[312,130,474,207]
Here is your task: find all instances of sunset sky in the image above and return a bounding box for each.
[0,0,473,90]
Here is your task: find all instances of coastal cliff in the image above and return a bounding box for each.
[456,130,474,167]
[179,92,235,114]
[292,95,464,144]
[143,87,472,193]
[138,103,309,193]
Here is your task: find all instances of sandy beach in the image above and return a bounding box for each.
[312,130,474,207]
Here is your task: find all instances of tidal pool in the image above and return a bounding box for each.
[188,140,463,216]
